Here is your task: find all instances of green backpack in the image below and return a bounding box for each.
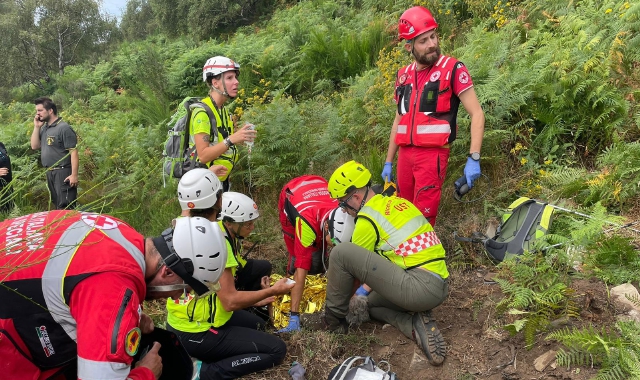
[162,97,215,182]
[456,197,555,262]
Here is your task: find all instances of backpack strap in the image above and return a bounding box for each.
[192,101,230,140]
[332,356,367,380]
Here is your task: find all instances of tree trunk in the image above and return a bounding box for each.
[58,30,65,75]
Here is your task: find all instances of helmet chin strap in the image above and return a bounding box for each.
[210,84,228,98]
[209,74,236,99]
[357,187,370,213]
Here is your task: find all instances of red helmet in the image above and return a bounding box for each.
[398,6,438,40]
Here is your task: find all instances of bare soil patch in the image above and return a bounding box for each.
[244,267,616,380]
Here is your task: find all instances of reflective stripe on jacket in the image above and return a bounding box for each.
[394,55,464,148]
[355,194,448,278]
[282,175,337,252]
[0,210,147,378]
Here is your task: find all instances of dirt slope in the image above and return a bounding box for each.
[245,269,614,380]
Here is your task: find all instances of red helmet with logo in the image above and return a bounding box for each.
[398,6,438,40]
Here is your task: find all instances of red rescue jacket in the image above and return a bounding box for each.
[0,211,152,380]
[394,55,473,147]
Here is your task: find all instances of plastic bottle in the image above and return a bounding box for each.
[244,123,256,154]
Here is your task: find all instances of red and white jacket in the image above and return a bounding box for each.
[278,175,337,271]
[0,210,154,380]
[394,55,474,147]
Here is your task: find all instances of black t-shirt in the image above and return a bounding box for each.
[39,118,77,167]
[0,142,11,186]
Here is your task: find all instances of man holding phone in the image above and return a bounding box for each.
[31,97,79,209]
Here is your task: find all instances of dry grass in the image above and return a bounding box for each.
[243,330,383,380]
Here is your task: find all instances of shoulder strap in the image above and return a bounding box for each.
[193,102,230,139]
[332,356,368,380]
[354,215,383,255]
[221,223,243,268]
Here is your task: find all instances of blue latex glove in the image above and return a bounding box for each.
[277,315,301,333]
[355,285,370,297]
[464,157,481,189]
[381,162,393,182]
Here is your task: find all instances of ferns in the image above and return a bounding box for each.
[496,252,578,348]
[548,322,640,380]
[583,235,640,285]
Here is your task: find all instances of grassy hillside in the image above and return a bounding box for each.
[1,0,640,376]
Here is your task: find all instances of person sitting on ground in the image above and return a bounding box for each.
[277,175,355,332]
[166,192,292,380]
[322,160,449,366]
[218,191,273,320]
[177,171,272,319]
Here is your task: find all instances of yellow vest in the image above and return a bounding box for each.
[219,220,247,268]
[190,96,238,181]
[353,194,448,278]
[166,228,238,332]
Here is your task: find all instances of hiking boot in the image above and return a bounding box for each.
[412,311,446,366]
[304,310,348,334]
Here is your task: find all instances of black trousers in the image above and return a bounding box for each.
[168,310,286,380]
[236,259,272,321]
[46,167,76,210]
[235,259,272,291]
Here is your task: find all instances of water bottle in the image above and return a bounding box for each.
[244,123,256,154]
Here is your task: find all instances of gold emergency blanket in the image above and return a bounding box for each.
[270,274,327,329]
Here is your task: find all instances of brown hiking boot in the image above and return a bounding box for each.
[304,310,348,334]
[412,311,446,366]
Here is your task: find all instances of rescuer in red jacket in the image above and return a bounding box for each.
[382,6,485,225]
[277,175,355,332]
[0,210,228,380]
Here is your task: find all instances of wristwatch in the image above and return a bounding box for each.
[468,152,481,161]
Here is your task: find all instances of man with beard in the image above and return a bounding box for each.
[381,6,485,225]
[0,211,229,379]
[31,97,79,210]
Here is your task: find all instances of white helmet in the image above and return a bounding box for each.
[219,192,259,223]
[178,168,223,211]
[151,217,228,296]
[327,207,355,244]
[202,56,240,82]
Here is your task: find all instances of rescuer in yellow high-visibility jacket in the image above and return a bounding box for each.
[323,160,449,366]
